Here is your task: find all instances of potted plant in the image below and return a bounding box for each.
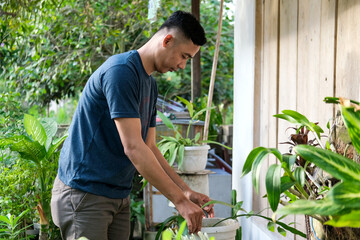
[0,114,68,240]
[242,97,360,239]
[155,190,305,240]
[157,96,231,172]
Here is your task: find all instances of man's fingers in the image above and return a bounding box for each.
[187,221,194,234]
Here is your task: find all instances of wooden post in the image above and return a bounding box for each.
[191,0,201,102]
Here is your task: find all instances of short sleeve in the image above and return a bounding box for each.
[101,65,140,119]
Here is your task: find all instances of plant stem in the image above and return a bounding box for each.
[313,131,325,149]
[283,167,310,199]
[288,188,305,199]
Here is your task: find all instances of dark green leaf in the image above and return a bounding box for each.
[294,145,360,182]
[327,182,360,208]
[341,105,360,154]
[280,176,295,193]
[177,96,193,118]
[266,164,281,212]
[281,110,310,125]
[241,147,266,177]
[325,210,360,228]
[46,134,68,159]
[251,148,282,194]
[293,167,305,187]
[277,227,286,237]
[275,199,345,216]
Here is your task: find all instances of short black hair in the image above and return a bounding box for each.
[159,10,207,46]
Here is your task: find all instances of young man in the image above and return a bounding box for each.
[51,10,214,239]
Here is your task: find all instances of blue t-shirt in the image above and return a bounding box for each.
[58,50,158,199]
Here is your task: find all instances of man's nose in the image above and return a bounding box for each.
[178,59,187,70]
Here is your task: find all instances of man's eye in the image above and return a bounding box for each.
[182,55,187,59]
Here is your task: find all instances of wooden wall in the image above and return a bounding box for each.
[252,0,360,239]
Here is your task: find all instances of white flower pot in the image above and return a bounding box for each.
[179,145,210,172]
[200,218,240,240]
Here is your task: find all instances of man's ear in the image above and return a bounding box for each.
[162,34,174,47]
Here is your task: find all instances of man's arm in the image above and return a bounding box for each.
[145,127,214,217]
[114,118,204,233]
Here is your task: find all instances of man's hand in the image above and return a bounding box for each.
[184,190,215,218]
[175,198,205,234]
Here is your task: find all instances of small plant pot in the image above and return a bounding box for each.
[200,218,240,240]
[179,145,210,172]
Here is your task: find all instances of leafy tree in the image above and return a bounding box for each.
[1,0,233,111]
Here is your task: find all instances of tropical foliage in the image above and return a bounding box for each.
[242,97,360,233]
[0,114,67,239]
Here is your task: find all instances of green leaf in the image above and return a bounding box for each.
[157,111,175,130]
[281,110,310,125]
[159,136,178,143]
[280,176,295,193]
[14,209,30,225]
[192,106,214,120]
[40,117,57,150]
[24,114,47,146]
[177,145,184,168]
[275,199,345,216]
[46,134,67,159]
[325,210,360,228]
[194,132,201,143]
[177,96,193,118]
[341,105,360,154]
[282,154,296,170]
[162,229,173,240]
[201,140,232,149]
[233,213,306,238]
[251,148,282,194]
[293,167,305,187]
[168,146,178,167]
[0,216,10,225]
[294,145,360,182]
[267,221,275,232]
[266,164,281,212]
[327,182,360,208]
[277,226,286,237]
[158,142,173,155]
[241,147,266,177]
[273,114,300,124]
[176,220,187,239]
[284,190,297,202]
[0,135,46,163]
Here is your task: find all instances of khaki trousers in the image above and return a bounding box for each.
[51,176,130,240]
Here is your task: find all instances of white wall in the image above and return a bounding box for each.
[233,1,273,239]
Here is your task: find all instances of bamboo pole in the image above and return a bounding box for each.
[203,0,224,141]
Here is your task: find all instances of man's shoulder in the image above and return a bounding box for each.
[106,50,138,66]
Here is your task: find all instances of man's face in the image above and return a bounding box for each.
[156,35,200,74]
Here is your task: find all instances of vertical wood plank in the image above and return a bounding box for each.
[297,0,334,131]
[278,1,299,239]
[255,0,279,218]
[278,0,298,154]
[297,0,322,126]
[336,0,360,101]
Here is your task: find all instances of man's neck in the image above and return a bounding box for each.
[137,44,155,76]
